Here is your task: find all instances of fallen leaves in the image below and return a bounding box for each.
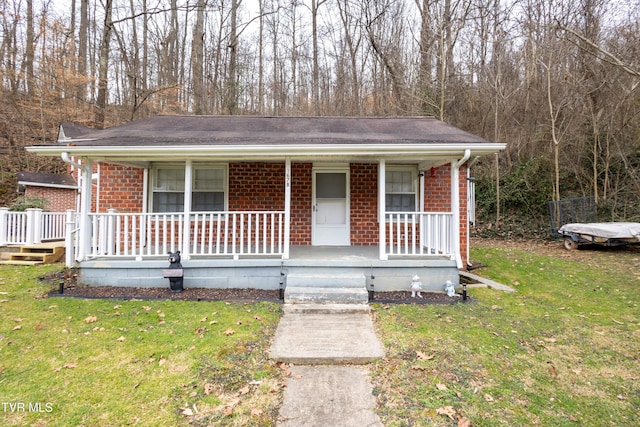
[416,350,435,361]
[203,383,215,396]
[436,406,473,426]
[83,316,98,323]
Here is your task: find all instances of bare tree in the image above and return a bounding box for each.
[95,0,113,129]
[191,0,206,115]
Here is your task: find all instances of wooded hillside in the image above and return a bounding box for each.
[1,0,638,234]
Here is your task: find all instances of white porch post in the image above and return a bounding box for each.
[283,158,291,259]
[65,209,76,267]
[0,207,8,246]
[182,160,193,259]
[25,208,43,245]
[378,159,387,260]
[452,150,470,269]
[78,159,93,261]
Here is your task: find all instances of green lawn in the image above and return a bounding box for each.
[1,241,639,426]
[370,240,640,426]
[0,265,283,426]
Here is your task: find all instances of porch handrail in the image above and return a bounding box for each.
[41,212,68,241]
[386,211,455,257]
[87,210,286,259]
[0,208,68,246]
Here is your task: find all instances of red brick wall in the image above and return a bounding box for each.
[25,186,76,211]
[290,163,312,245]
[95,164,144,213]
[228,162,285,210]
[424,165,452,211]
[350,163,378,245]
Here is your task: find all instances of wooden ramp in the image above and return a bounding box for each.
[0,241,65,266]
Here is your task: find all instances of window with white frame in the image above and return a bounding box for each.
[152,165,226,212]
[385,167,417,212]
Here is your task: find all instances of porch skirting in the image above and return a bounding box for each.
[76,246,459,293]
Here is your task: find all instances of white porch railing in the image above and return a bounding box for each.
[386,212,454,257]
[85,211,286,260]
[0,208,67,245]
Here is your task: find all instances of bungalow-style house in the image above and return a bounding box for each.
[27,115,505,300]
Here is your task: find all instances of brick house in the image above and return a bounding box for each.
[28,115,504,294]
[17,171,77,212]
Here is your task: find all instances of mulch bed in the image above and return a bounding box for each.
[42,270,470,304]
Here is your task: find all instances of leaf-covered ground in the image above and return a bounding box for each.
[370,239,640,426]
[0,265,284,426]
[1,239,638,426]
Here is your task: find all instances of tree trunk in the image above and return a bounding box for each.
[95,0,113,129]
[225,0,239,114]
[25,0,34,96]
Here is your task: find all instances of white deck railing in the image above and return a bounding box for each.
[386,212,454,257]
[2,208,457,264]
[86,211,286,259]
[0,208,68,245]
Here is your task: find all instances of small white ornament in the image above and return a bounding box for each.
[411,275,423,298]
[444,280,458,297]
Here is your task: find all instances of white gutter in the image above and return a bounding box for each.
[452,149,471,269]
[18,181,78,190]
[29,143,507,160]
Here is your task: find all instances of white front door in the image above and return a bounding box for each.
[312,168,350,246]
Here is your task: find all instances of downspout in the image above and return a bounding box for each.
[452,149,471,269]
[466,156,480,267]
[61,152,82,169]
[283,158,291,260]
[61,152,83,213]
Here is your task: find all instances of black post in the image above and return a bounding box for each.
[279,271,286,301]
[462,283,467,301]
[368,273,375,302]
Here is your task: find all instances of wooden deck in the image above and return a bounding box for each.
[0,241,66,265]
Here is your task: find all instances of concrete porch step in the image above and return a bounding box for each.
[285,272,366,288]
[284,286,369,304]
[284,272,368,304]
[283,303,371,314]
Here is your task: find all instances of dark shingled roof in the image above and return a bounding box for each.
[58,115,492,147]
[18,171,77,187]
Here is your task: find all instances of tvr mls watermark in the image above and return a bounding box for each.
[2,402,54,413]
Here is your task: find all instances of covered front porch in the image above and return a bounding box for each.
[65,154,469,264]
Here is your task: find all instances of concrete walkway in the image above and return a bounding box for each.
[460,271,517,293]
[269,304,384,426]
